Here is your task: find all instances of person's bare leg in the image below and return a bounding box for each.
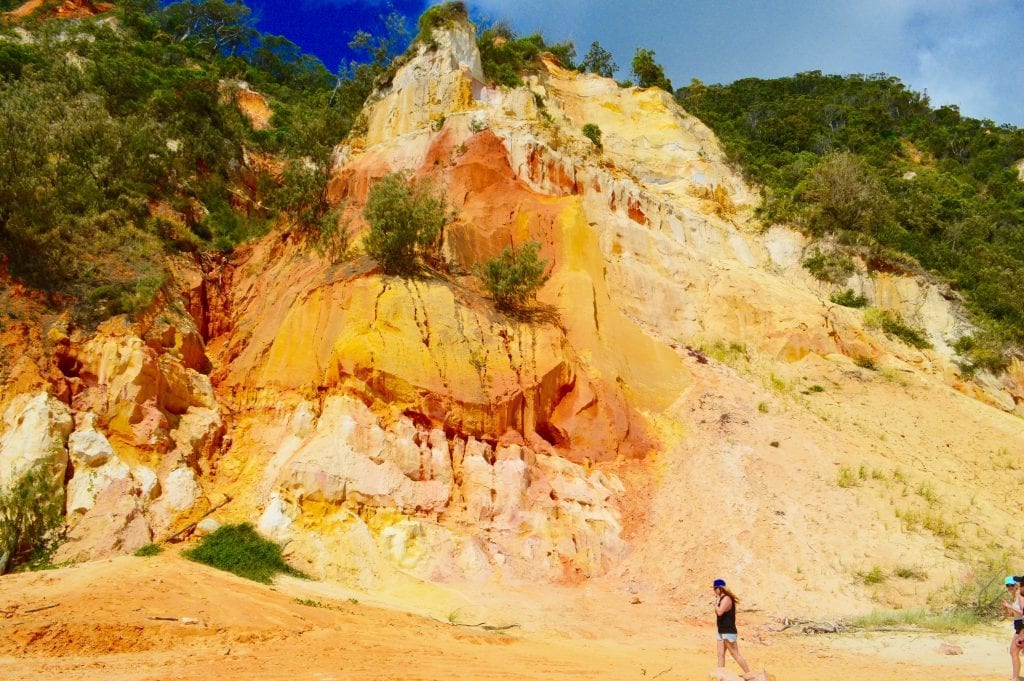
[1012,639,1021,681]
[717,638,726,667]
[725,640,751,674]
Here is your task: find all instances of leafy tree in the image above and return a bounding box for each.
[159,0,257,56]
[631,47,672,92]
[796,152,889,235]
[580,41,617,78]
[477,241,549,311]
[362,173,449,275]
[330,10,410,134]
[248,34,332,91]
[0,42,41,81]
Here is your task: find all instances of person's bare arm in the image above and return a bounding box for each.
[715,595,732,616]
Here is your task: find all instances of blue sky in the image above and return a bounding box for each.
[249,0,1024,126]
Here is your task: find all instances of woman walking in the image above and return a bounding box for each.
[1003,576,1024,681]
[713,578,752,676]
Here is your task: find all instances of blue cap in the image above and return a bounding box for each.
[1007,576,1017,586]
[713,578,726,588]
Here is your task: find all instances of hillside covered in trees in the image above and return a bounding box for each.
[678,73,1024,372]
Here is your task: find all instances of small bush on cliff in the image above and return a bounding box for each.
[363,172,448,275]
[582,123,602,150]
[831,288,868,308]
[0,466,65,575]
[184,523,303,583]
[802,249,856,283]
[477,241,549,312]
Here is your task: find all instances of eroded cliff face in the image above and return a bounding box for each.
[2,16,1023,614]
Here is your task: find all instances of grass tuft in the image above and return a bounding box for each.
[134,543,163,557]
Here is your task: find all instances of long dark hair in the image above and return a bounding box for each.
[717,586,740,606]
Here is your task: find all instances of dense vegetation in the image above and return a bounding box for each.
[0,465,65,574]
[0,0,394,323]
[678,72,1024,370]
[476,21,575,87]
[0,0,582,323]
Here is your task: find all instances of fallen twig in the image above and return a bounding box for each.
[24,604,58,614]
[651,667,673,679]
[432,617,519,631]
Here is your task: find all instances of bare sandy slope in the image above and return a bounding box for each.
[0,554,1005,681]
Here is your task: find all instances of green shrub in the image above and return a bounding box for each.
[953,329,1013,375]
[0,465,65,574]
[362,172,448,275]
[477,241,549,311]
[134,543,164,557]
[831,288,868,308]
[581,123,602,150]
[802,249,857,283]
[947,552,1014,618]
[184,523,303,584]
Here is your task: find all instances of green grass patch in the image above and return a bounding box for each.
[184,523,304,584]
[861,566,886,585]
[697,340,749,366]
[849,608,980,633]
[836,466,859,488]
[894,566,927,580]
[134,543,163,557]
[864,308,932,349]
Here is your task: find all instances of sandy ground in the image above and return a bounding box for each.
[0,553,1007,681]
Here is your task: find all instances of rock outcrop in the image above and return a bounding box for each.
[0,392,72,490]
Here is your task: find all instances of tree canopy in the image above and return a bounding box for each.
[580,41,617,78]
[631,47,672,92]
